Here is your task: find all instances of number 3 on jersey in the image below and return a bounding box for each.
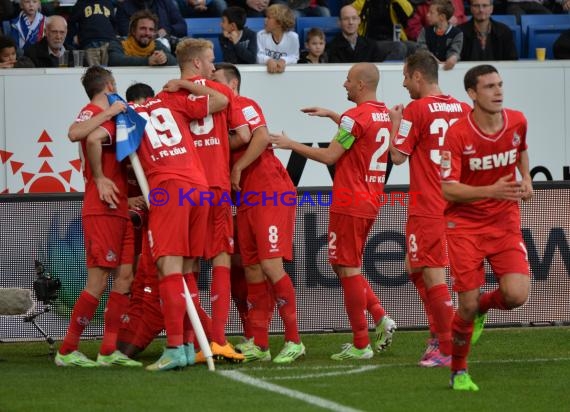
[429,118,458,165]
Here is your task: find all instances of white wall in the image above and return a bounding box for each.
[0,61,568,193]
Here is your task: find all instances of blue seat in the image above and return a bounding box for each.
[246,17,265,33]
[509,25,523,59]
[296,16,339,45]
[527,24,570,59]
[185,18,223,62]
[520,14,570,57]
[2,20,11,37]
[185,17,221,36]
[491,14,517,26]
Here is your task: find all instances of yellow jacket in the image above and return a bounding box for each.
[351,0,415,41]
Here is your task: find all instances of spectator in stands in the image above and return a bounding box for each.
[406,0,467,41]
[553,29,570,58]
[40,0,57,17]
[0,35,34,67]
[349,0,412,60]
[553,0,570,13]
[326,4,383,62]
[108,10,176,66]
[506,0,551,23]
[176,0,227,18]
[417,0,462,70]
[227,0,271,17]
[10,0,46,50]
[24,15,67,67]
[458,0,518,60]
[219,6,257,64]
[256,4,299,73]
[298,26,327,62]
[115,0,187,42]
[287,0,331,17]
[0,0,14,30]
[67,0,117,66]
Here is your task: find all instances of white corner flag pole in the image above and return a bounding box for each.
[129,152,215,371]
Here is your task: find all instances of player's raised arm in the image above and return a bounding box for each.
[270,130,346,166]
[387,104,408,165]
[301,107,341,124]
[162,79,229,114]
[68,101,126,142]
[86,128,120,208]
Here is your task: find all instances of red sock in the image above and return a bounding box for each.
[185,273,212,340]
[412,273,436,336]
[363,278,385,324]
[266,279,276,326]
[247,281,271,349]
[479,289,509,313]
[272,275,300,343]
[159,274,186,347]
[451,313,474,372]
[426,284,454,355]
[100,291,130,355]
[211,266,231,345]
[230,265,250,338]
[60,291,99,354]
[341,275,369,349]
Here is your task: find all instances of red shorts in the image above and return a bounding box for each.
[148,180,209,260]
[237,203,295,266]
[83,215,134,269]
[328,212,375,267]
[447,230,530,292]
[203,188,234,259]
[406,215,448,270]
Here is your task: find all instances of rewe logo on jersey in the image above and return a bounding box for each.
[469,149,518,171]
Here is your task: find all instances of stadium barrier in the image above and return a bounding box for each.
[1,182,568,341]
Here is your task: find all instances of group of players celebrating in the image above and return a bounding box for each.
[54,43,533,392]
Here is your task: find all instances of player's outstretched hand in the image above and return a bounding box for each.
[388,104,404,124]
[108,100,127,116]
[95,176,120,209]
[490,174,524,201]
[301,107,332,118]
[519,177,534,202]
[269,131,293,150]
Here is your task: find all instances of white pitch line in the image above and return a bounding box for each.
[219,370,363,412]
[263,365,380,381]
[244,357,570,382]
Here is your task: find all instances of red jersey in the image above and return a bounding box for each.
[231,95,295,210]
[76,103,128,218]
[331,101,391,219]
[187,76,248,191]
[133,92,209,189]
[441,109,528,233]
[394,95,471,217]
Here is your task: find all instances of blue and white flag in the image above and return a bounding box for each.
[107,93,147,161]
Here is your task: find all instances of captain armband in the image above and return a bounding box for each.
[334,128,355,150]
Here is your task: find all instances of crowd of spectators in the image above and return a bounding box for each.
[0,0,569,69]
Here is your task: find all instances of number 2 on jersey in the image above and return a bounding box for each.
[368,127,390,172]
